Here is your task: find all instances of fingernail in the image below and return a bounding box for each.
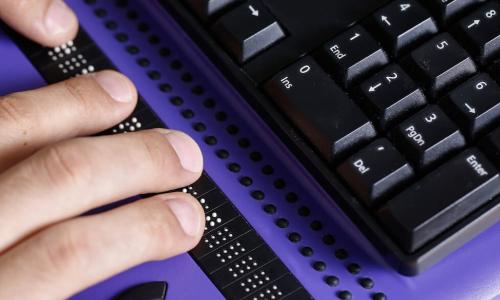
[164,132,203,173]
[44,0,76,36]
[94,71,135,103]
[165,198,202,237]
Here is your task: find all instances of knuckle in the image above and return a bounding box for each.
[41,226,91,274]
[40,141,92,189]
[137,131,172,172]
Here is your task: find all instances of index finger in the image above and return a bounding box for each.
[0,0,78,46]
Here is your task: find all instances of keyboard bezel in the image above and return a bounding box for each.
[163,0,500,275]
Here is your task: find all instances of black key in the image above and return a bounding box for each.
[424,0,481,25]
[338,138,414,206]
[264,56,376,161]
[222,260,289,299]
[191,216,252,259]
[490,59,500,83]
[378,148,500,252]
[371,0,438,57]
[392,105,466,170]
[441,73,500,139]
[358,64,426,130]
[210,245,277,288]
[115,282,168,300]
[198,230,264,273]
[318,25,388,88]
[246,273,303,300]
[455,2,500,65]
[212,0,285,63]
[480,127,500,168]
[405,32,477,97]
[186,0,241,19]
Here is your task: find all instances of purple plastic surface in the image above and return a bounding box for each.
[1,0,499,299]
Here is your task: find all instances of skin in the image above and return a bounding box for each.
[0,1,206,299]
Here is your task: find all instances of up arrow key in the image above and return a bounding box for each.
[249,5,259,17]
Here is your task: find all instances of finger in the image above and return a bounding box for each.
[0,0,78,47]
[0,70,137,171]
[0,129,203,251]
[0,193,205,300]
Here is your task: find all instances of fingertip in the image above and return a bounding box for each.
[162,193,205,241]
[93,70,138,104]
[163,131,204,174]
[41,0,79,46]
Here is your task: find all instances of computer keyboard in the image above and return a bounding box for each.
[164,0,500,274]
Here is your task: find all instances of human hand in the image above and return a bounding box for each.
[0,1,205,299]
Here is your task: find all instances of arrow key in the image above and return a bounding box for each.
[441,73,500,139]
[358,64,426,130]
[212,0,285,63]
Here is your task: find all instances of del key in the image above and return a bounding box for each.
[265,56,376,161]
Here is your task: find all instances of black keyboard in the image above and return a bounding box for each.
[164,0,500,274]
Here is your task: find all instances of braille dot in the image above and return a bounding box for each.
[262,165,274,175]
[170,60,183,70]
[359,277,374,289]
[228,163,241,173]
[275,218,289,228]
[126,45,139,54]
[263,204,276,214]
[273,179,286,189]
[251,190,265,200]
[148,70,161,80]
[203,98,216,108]
[335,249,349,260]
[288,232,301,243]
[347,263,361,274]
[181,72,193,82]
[181,109,194,119]
[204,136,217,145]
[159,83,172,92]
[322,234,335,245]
[216,149,230,159]
[137,58,150,67]
[94,8,107,17]
[105,20,117,30]
[300,246,313,257]
[298,206,310,217]
[249,151,262,161]
[226,124,239,135]
[127,10,139,19]
[239,176,253,186]
[337,290,352,300]
[310,220,323,231]
[286,192,298,203]
[170,96,183,106]
[159,47,171,57]
[115,33,129,42]
[238,138,251,148]
[137,22,150,32]
[192,85,204,95]
[193,122,206,132]
[372,292,387,300]
[324,275,339,287]
[312,261,326,271]
[213,112,226,122]
[148,35,160,44]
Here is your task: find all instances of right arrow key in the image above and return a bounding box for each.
[441,73,500,140]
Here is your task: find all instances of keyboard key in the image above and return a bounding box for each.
[264,56,376,161]
[424,0,481,25]
[392,105,466,170]
[337,138,414,206]
[371,0,438,57]
[378,148,500,252]
[455,2,500,65]
[318,25,388,88]
[441,73,500,139]
[212,0,285,63]
[481,126,500,167]
[358,64,427,130]
[186,0,241,19]
[489,59,500,82]
[405,32,477,97]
